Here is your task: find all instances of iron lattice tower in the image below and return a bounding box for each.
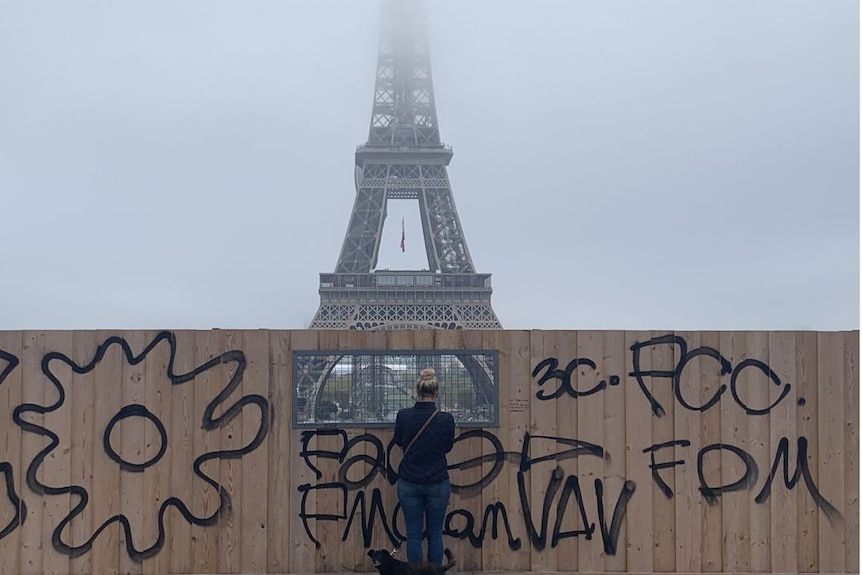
[309,0,501,330]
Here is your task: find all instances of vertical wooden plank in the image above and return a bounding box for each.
[119,330,145,575]
[168,330,196,575]
[480,329,509,571]
[767,331,797,574]
[267,329,292,573]
[241,329,270,573]
[458,329,486,571]
[576,330,603,571]
[43,331,74,575]
[141,330,170,575]
[40,332,76,575]
[313,329,340,574]
[817,331,845,573]
[549,330,577,572]
[339,328,385,571]
[216,329,242,574]
[844,330,859,573]
[796,331,819,572]
[624,330,652,573]
[673,331,702,573]
[434,329,476,569]
[699,331,722,573]
[90,331,121,575]
[191,330,219,572]
[289,330,319,573]
[720,331,749,573]
[528,330,557,572]
[0,331,23,574]
[746,331,770,573]
[69,331,97,575]
[507,330,532,572]
[602,331,627,573]
[357,329,390,558]
[385,327,417,559]
[650,331,675,573]
[339,329,360,574]
[20,331,46,575]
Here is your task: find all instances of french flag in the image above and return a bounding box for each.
[400,218,406,252]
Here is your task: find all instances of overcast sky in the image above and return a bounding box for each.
[0,0,858,331]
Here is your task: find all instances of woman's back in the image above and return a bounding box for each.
[394,368,455,565]
[394,402,455,484]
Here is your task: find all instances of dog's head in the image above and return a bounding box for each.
[367,549,394,568]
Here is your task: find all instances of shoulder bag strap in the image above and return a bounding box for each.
[402,409,439,457]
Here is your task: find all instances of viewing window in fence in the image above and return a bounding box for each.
[292,350,499,428]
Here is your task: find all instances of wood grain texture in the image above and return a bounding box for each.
[191,330,221,573]
[312,330,341,574]
[767,331,797,574]
[89,331,122,575]
[527,331,558,573]
[817,331,845,574]
[267,329,292,573]
[241,329,270,573]
[142,330,170,575]
[719,331,750,573]
[0,328,853,575]
[624,331,653,573]
[455,329,486,572]
[42,331,73,575]
[0,331,23,574]
[506,330,534,572]
[602,331,627,574]
[699,331,722,573]
[480,329,509,572]
[673,331,702,574]
[844,331,859,573]
[745,331,770,573]
[118,330,145,575]
[795,331,819,573]
[650,331,676,573]
[167,330,197,575]
[288,330,319,574]
[575,330,603,571]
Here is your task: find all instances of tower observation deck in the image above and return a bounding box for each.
[309,0,501,330]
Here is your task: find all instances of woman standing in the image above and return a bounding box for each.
[394,368,456,565]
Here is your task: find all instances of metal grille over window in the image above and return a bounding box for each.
[292,350,498,428]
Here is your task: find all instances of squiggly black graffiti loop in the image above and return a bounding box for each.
[0,349,25,539]
[12,331,270,562]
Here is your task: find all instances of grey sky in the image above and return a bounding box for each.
[0,0,857,331]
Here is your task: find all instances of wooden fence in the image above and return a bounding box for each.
[0,329,856,574]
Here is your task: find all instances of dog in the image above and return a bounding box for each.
[367,547,455,575]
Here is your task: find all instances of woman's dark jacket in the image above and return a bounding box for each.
[394,401,455,484]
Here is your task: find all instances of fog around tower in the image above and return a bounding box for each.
[0,0,857,330]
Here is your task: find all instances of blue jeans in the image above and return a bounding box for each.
[396,478,451,564]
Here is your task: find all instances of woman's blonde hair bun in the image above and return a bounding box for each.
[416,368,439,398]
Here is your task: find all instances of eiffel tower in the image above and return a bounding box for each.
[310,0,502,330]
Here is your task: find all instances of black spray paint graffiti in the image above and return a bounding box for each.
[0,349,25,539]
[533,333,841,525]
[534,334,793,417]
[296,332,846,557]
[675,436,839,524]
[514,465,636,554]
[531,357,620,399]
[629,334,791,417]
[297,430,634,556]
[12,331,270,563]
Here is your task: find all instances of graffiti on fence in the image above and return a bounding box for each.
[296,332,841,557]
[4,332,270,562]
